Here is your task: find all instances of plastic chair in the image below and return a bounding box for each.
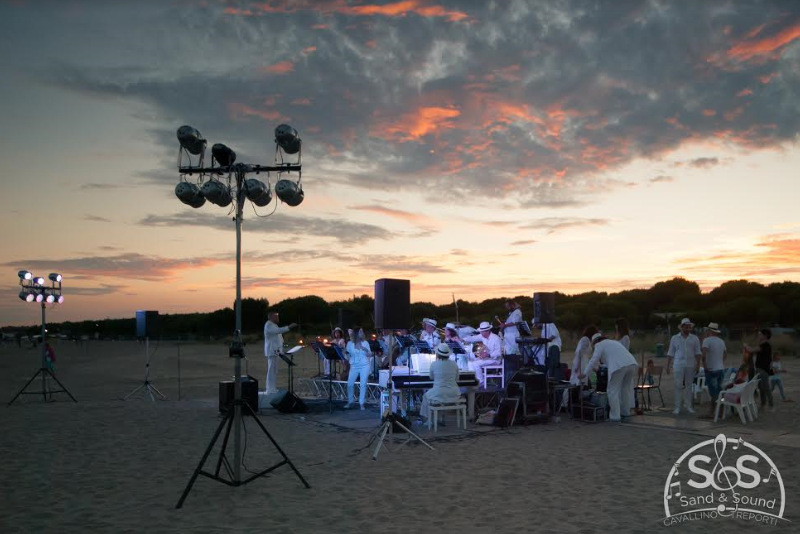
[427,397,467,431]
[693,372,708,404]
[715,378,759,424]
[484,359,505,388]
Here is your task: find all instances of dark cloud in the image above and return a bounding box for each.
[687,157,721,169]
[650,175,674,184]
[80,183,124,190]
[84,215,111,223]
[510,239,536,246]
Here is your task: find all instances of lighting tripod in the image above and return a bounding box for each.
[124,337,166,401]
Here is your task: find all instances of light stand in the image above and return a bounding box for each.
[8,273,75,405]
[124,337,166,401]
[174,125,310,509]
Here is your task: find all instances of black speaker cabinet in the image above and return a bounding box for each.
[507,369,548,419]
[533,292,555,324]
[374,279,410,330]
[337,308,357,332]
[271,391,308,413]
[136,310,159,338]
[219,376,259,416]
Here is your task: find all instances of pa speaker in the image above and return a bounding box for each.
[338,308,357,332]
[533,292,555,324]
[218,376,259,416]
[271,391,308,413]
[136,310,159,338]
[374,279,410,330]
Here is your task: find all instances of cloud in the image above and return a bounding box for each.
[510,240,536,246]
[521,217,610,234]
[226,1,470,23]
[84,215,111,223]
[80,183,124,190]
[687,157,721,169]
[650,175,674,184]
[263,60,295,74]
[675,233,800,279]
[726,21,800,62]
[349,204,438,228]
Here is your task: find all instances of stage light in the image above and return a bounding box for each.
[175,182,206,208]
[32,276,45,286]
[19,291,34,302]
[275,179,304,206]
[45,294,55,304]
[18,270,32,280]
[49,273,62,282]
[201,180,232,207]
[244,178,273,206]
[35,293,44,303]
[177,125,207,155]
[212,143,236,166]
[56,295,64,304]
[275,124,301,154]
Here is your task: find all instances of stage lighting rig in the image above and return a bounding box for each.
[173,123,309,508]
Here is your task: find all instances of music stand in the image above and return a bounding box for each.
[368,339,382,381]
[323,344,346,413]
[279,346,301,394]
[395,335,416,367]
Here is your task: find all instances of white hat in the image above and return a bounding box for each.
[478,321,492,332]
[679,318,694,327]
[435,343,452,358]
[591,333,603,343]
[422,318,437,327]
[707,322,721,333]
[445,322,456,330]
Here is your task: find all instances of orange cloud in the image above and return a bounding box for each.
[228,103,288,122]
[676,234,800,280]
[737,88,754,97]
[231,1,468,22]
[303,46,317,53]
[263,60,295,74]
[350,205,438,227]
[702,109,716,117]
[727,21,800,62]
[374,106,460,141]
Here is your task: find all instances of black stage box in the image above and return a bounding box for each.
[219,376,259,416]
[533,292,555,324]
[271,391,308,413]
[374,279,410,330]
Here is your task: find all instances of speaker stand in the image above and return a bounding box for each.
[125,337,166,401]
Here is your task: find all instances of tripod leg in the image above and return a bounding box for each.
[7,369,44,406]
[176,410,234,509]
[45,370,77,403]
[372,421,391,460]
[124,382,147,400]
[242,403,310,488]
[214,410,236,478]
[149,383,167,399]
[392,421,435,451]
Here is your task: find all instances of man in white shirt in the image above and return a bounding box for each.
[464,321,503,387]
[419,318,441,351]
[263,311,297,394]
[498,301,523,356]
[420,343,461,421]
[667,318,702,415]
[701,322,727,415]
[579,334,638,422]
[534,321,562,378]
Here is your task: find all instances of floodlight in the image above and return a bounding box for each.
[45,294,55,304]
[19,291,34,302]
[212,143,236,166]
[201,180,232,207]
[275,124,301,154]
[35,293,44,303]
[32,276,45,286]
[57,295,64,304]
[177,125,207,155]
[175,182,206,208]
[244,178,272,206]
[18,270,32,280]
[275,179,304,206]
[49,273,62,282]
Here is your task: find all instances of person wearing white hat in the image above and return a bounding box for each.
[702,322,727,414]
[420,343,461,421]
[463,321,503,387]
[419,318,441,351]
[667,318,702,415]
[497,300,524,356]
[579,333,638,421]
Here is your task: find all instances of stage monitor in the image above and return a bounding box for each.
[136,310,159,338]
[374,279,410,329]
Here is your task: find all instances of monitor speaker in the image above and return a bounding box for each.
[271,391,308,413]
[136,310,159,338]
[533,292,555,324]
[374,279,410,330]
[218,376,259,416]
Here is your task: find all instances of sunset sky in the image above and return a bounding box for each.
[1,0,799,326]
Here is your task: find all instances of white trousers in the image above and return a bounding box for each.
[347,364,369,406]
[673,365,695,410]
[265,355,278,394]
[470,358,501,386]
[607,364,637,420]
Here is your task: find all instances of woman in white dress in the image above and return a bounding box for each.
[345,327,372,410]
[570,325,599,386]
[420,343,461,421]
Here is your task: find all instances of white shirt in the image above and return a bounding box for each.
[571,336,593,385]
[618,335,630,351]
[702,336,727,371]
[503,309,523,348]
[464,332,503,360]
[539,323,561,350]
[583,339,637,379]
[427,359,461,402]
[419,330,440,350]
[346,340,371,367]
[667,333,702,368]
[264,320,289,357]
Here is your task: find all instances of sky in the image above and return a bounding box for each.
[1,0,799,326]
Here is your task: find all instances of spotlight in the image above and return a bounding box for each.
[244,178,273,206]
[275,179,304,206]
[32,276,45,286]
[35,293,44,303]
[18,270,32,280]
[201,180,232,207]
[175,182,206,208]
[177,125,207,155]
[49,273,62,282]
[56,295,64,304]
[275,124,301,154]
[212,143,236,166]
[46,294,55,304]
[19,291,34,302]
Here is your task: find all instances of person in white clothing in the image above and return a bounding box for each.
[615,318,631,351]
[570,325,599,385]
[701,322,727,414]
[419,318,441,350]
[345,327,372,410]
[667,318,702,415]
[263,312,297,394]
[580,334,638,421]
[463,321,503,387]
[420,343,461,421]
[498,300,523,356]
[534,321,562,378]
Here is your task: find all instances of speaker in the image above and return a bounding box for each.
[374,279,410,329]
[533,292,555,324]
[136,310,159,338]
[337,308,357,332]
[218,376,259,416]
[270,391,308,413]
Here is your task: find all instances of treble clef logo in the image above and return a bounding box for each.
[711,433,741,492]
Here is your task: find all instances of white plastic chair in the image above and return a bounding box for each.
[484,359,505,388]
[693,372,707,404]
[714,378,759,424]
[427,397,467,431]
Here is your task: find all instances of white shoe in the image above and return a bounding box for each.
[360,404,366,411]
[343,403,353,409]
[673,407,681,415]
[686,407,696,414]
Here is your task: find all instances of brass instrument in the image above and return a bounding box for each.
[473,340,488,359]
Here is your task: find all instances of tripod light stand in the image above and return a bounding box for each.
[173,124,310,509]
[8,271,76,405]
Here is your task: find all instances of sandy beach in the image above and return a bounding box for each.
[2,340,799,533]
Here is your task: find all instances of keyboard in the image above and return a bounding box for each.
[390,371,479,389]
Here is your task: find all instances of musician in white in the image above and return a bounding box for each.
[533,320,562,367]
[498,300,523,355]
[444,322,468,370]
[345,327,372,410]
[419,318,440,350]
[579,333,638,422]
[463,321,503,387]
[263,311,296,394]
[420,343,461,421]
[570,325,599,386]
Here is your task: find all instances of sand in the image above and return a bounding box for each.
[1,340,799,533]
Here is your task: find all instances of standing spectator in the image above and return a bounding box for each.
[745,328,775,413]
[44,342,57,371]
[770,353,790,402]
[615,318,631,351]
[701,322,727,415]
[667,318,702,415]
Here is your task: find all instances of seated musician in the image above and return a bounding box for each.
[330,327,348,378]
[420,343,461,421]
[463,321,503,388]
[444,323,462,344]
[377,329,399,368]
[533,320,562,370]
[419,318,441,350]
